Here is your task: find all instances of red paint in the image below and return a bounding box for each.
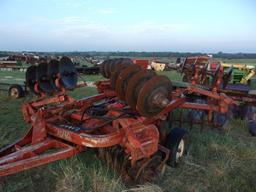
[133,59,150,69]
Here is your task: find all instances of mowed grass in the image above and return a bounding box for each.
[0,71,25,86]
[0,66,256,191]
[221,58,256,66]
[0,89,255,192]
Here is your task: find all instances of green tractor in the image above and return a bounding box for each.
[221,63,256,90]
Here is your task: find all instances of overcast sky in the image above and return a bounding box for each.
[0,0,255,53]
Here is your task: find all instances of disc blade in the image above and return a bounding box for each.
[137,75,172,117]
[103,59,114,78]
[48,59,60,90]
[120,58,134,65]
[115,64,142,100]
[59,56,78,90]
[26,65,38,94]
[37,62,55,94]
[110,59,133,89]
[125,70,156,110]
[100,59,108,78]
[105,58,123,78]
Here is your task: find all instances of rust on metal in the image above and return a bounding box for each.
[125,70,155,109]
[115,64,142,100]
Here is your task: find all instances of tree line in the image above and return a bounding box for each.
[1,51,256,59]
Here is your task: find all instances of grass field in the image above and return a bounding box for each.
[0,60,256,192]
[0,71,25,84]
[221,59,256,66]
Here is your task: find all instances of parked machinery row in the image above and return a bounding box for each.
[177,55,256,136]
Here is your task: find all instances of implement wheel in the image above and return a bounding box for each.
[248,121,256,136]
[8,84,24,99]
[165,128,187,167]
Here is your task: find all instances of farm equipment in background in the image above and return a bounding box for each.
[132,59,151,69]
[0,60,18,68]
[178,55,256,136]
[74,56,103,75]
[0,57,236,183]
[133,59,167,71]
[179,55,220,85]
[7,53,47,65]
[76,65,100,75]
[0,83,27,99]
[151,60,167,71]
[0,60,28,73]
[179,55,256,90]
[221,63,256,87]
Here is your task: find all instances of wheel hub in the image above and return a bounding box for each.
[176,139,185,161]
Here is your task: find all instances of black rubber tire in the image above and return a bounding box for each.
[243,105,256,121]
[165,128,188,167]
[248,120,256,136]
[8,84,24,99]
[213,112,230,128]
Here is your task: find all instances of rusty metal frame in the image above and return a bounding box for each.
[0,136,82,177]
[0,75,236,178]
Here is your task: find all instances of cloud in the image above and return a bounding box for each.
[97,8,114,15]
[2,15,254,52]
[128,22,188,37]
[49,16,89,26]
[51,0,88,8]
[0,18,191,51]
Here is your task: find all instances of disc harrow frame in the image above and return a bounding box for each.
[0,58,236,183]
